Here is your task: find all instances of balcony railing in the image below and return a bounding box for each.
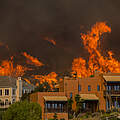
[104,90,120,96]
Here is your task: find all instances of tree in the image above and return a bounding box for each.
[2,101,42,120]
[68,98,73,113]
[21,93,31,101]
[53,113,58,120]
[75,94,84,115]
[34,82,52,92]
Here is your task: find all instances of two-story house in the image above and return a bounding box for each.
[0,76,35,109]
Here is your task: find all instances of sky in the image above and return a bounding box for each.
[0,0,120,73]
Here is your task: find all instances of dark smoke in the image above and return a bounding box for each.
[0,0,120,73]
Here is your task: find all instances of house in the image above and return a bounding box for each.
[103,73,120,110]
[30,72,120,120]
[0,76,35,109]
[22,80,35,94]
[0,76,22,108]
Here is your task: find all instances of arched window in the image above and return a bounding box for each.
[5,99,9,105]
[12,98,16,103]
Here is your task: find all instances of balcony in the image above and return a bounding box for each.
[104,90,120,96]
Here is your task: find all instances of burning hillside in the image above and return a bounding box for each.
[72,22,120,78]
[1,21,120,87]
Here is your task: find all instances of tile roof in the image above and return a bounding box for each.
[103,76,120,82]
[43,96,67,101]
[80,94,99,101]
[0,76,16,88]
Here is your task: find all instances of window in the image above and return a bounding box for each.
[83,103,86,109]
[48,103,50,109]
[97,85,100,91]
[114,85,119,91]
[5,89,9,95]
[70,92,73,98]
[12,89,16,95]
[114,86,117,91]
[5,99,9,105]
[107,85,111,91]
[55,104,57,109]
[12,99,16,103]
[0,90,2,96]
[78,85,81,91]
[52,103,54,109]
[88,85,91,91]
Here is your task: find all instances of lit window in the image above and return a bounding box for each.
[5,89,9,95]
[0,90,2,96]
[78,85,81,91]
[97,85,100,91]
[88,85,91,91]
[70,92,73,98]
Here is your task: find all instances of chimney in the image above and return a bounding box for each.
[16,77,22,101]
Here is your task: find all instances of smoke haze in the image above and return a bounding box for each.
[0,0,120,73]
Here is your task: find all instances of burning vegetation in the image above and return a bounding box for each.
[0,21,120,88]
[72,22,120,78]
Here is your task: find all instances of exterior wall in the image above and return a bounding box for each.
[0,88,12,102]
[0,87,15,108]
[45,113,68,120]
[30,92,68,120]
[78,75,106,111]
[63,77,78,110]
[16,77,22,101]
[62,74,106,111]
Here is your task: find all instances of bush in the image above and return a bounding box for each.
[60,119,65,120]
[68,114,73,119]
[2,101,42,120]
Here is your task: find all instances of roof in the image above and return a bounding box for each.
[103,76,120,82]
[43,96,67,101]
[23,80,36,90]
[0,76,16,88]
[80,94,99,101]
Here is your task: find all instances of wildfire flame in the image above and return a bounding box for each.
[22,52,44,67]
[72,22,120,78]
[33,72,57,88]
[0,57,28,77]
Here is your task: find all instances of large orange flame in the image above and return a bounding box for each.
[72,22,120,78]
[0,57,28,77]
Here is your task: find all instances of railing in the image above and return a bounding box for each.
[104,90,120,96]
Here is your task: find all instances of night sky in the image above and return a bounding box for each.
[0,0,120,73]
